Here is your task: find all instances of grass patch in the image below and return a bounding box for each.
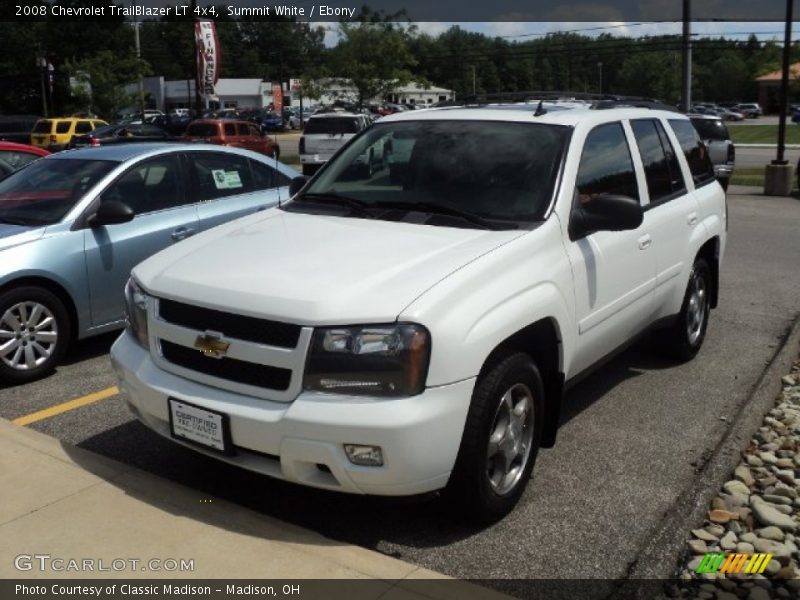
[728,124,800,145]
[730,166,766,187]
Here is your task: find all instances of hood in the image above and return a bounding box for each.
[0,223,44,251]
[134,210,523,325]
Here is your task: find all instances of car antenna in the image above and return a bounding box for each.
[534,100,547,117]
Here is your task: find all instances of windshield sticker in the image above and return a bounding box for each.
[211,169,243,190]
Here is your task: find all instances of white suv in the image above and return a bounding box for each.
[111,103,726,521]
[299,112,372,176]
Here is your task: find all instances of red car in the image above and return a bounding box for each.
[184,119,280,159]
[0,141,50,177]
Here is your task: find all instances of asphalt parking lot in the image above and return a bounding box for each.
[1,190,799,593]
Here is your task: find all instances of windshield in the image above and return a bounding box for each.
[0,158,117,226]
[304,117,360,135]
[294,120,569,227]
[32,120,52,134]
[186,123,218,137]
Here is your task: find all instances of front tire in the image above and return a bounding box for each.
[663,257,711,361]
[0,286,71,384]
[445,353,544,523]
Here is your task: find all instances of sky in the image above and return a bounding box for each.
[313,21,799,47]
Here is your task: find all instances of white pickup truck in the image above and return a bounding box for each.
[111,103,726,521]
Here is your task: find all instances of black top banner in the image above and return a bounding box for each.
[3,0,800,22]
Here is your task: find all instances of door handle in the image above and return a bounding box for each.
[687,212,698,226]
[638,234,652,250]
[171,227,195,241]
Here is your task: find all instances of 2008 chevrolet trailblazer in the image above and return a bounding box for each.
[111,103,726,521]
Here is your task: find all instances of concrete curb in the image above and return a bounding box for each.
[736,144,800,149]
[618,311,800,585]
[0,420,507,599]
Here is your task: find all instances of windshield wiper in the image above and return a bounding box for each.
[374,201,506,230]
[291,192,376,219]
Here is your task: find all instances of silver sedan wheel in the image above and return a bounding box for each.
[686,271,708,346]
[486,382,535,496]
[0,301,58,371]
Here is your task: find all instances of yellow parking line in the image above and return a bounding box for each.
[13,386,119,427]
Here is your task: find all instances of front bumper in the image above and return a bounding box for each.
[110,332,474,496]
[714,164,734,179]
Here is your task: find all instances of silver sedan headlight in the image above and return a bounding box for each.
[303,324,430,397]
[124,277,150,349]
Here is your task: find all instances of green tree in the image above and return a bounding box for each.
[331,21,417,106]
[66,51,150,118]
[618,50,681,103]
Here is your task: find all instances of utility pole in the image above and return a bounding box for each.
[133,1,145,114]
[597,62,603,95]
[680,0,692,112]
[37,57,48,117]
[764,0,795,195]
[471,65,476,96]
[775,0,794,164]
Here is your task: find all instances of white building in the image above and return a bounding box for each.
[292,79,454,107]
[126,76,454,113]
[126,77,272,112]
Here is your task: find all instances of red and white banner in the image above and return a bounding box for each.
[271,83,283,113]
[195,20,220,97]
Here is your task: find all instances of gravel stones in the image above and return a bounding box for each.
[750,497,797,531]
[673,360,800,600]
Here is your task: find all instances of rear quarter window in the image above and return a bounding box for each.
[690,118,729,142]
[669,119,717,187]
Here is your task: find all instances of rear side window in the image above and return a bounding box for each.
[224,123,236,136]
[55,121,71,134]
[690,118,729,142]
[669,119,717,187]
[576,122,639,203]
[75,121,92,134]
[190,152,254,201]
[304,117,360,135]
[100,155,184,215]
[630,119,686,204]
[32,120,52,134]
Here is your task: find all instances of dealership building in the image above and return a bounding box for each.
[130,76,454,112]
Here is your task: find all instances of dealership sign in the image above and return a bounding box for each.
[195,20,220,97]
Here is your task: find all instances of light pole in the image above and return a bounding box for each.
[132,0,145,114]
[37,57,48,116]
[597,62,603,95]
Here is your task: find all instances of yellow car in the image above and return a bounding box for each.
[30,117,108,151]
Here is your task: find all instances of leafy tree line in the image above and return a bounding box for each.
[1,2,799,118]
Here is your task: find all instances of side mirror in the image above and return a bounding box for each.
[88,200,135,227]
[289,175,309,197]
[569,193,642,240]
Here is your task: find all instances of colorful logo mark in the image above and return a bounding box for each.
[696,553,774,575]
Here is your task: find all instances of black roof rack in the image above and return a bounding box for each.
[438,91,681,113]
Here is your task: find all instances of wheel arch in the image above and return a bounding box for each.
[696,236,720,309]
[477,318,565,449]
[0,276,80,344]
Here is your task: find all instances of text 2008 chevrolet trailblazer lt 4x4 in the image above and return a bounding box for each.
[111,102,726,521]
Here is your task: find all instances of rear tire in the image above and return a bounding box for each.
[0,286,71,384]
[662,257,711,361]
[445,352,544,523]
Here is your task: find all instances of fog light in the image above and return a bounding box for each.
[344,444,384,467]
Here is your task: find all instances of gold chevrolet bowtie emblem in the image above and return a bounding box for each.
[194,332,230,358]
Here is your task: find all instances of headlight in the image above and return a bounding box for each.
[304,324,430,397]
[124,277,150,349]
